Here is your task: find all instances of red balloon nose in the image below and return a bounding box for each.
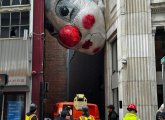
[59,25,81,47]
[82,14,95,29]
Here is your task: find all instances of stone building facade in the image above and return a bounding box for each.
[0,0,33,119]
[44,31,67,117]
[104,0,165,119]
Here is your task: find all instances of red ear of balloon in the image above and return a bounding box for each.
[59,25,81,48]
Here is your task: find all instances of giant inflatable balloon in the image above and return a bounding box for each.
[45,0,105,55]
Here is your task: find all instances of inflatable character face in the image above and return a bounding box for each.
[45,0,105,55]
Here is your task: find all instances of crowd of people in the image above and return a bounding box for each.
[107,103,165,120]
[26,103,165,120]
[55,106,95,120]
[107,104,139,120]
[55,103,139,120]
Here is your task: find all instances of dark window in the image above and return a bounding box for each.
[21,0,30,5]
[10,26,19,37]
[1,13,10,26]
[155,28,165,71]
[0,0,30,38]
[0,11,29,38]
[2,0,10,6]
[21,11,29,25]
[1,27,9,37]
[20,26,29,37]
[1,0,30,6]
[112,40,118,72]
[11,12,20,25]
[12,0,20,5]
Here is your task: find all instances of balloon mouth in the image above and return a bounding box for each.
[58,25,82,48]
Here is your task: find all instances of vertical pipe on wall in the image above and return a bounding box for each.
[66,50,70,101]
[32,0,44,119]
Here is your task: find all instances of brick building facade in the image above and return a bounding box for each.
[44,31,67,117]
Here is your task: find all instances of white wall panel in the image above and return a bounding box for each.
[0,39,31,76]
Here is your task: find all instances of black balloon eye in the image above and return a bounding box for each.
[60,6,69,16]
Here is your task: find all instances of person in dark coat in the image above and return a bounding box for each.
[159,112,165,120]
[64,106,73,120]
[56,110,67,120]
[156,104,164,120]
[107,105,118,120]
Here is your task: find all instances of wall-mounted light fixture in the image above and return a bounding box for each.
[121,59,127,65]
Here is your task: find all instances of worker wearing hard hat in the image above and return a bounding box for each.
[123,104,140,120]
[78,106,95,120]
[26,103,38,120]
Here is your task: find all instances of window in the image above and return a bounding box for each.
[113,88,119,113]
[155,27,165,71]
[112,40,118,73]
[0,0,30,6]
[0,0,30,38]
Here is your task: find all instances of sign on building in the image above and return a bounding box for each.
[8,77,26,86]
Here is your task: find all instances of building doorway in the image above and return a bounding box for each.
[3,92,26,120]
[155,27,165,108]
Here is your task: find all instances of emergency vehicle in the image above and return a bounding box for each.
[53,94,100,120]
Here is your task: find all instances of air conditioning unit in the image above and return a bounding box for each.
[23,29,28,40]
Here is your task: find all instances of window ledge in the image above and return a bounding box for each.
[0,37,23,41]
[0,5,31,13]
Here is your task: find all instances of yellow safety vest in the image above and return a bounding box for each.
[79,115,95,120]
[123,113,140,120]
[25,114,37,120]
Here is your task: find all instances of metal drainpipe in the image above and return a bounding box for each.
[43,36,46,118]
[66,50,70,101]
[66,50,75,101]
